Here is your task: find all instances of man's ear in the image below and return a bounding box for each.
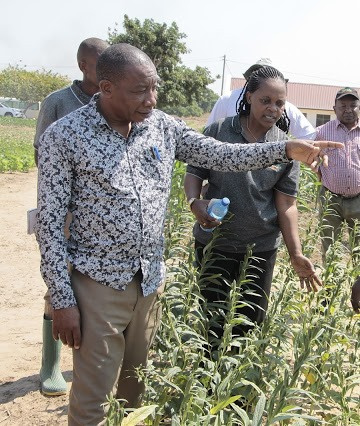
[246,92,251,104]
[78,60,86,73]
[99,80,112,97]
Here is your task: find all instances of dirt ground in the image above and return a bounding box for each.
[0,170,71,425]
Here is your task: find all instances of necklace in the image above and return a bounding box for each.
[246,117,259,142]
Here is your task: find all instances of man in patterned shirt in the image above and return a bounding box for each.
[35,43,342,425]
[34,37,109,397]
[316,87,360,312]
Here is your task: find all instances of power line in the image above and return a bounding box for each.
[183,56,223,63]
[225,61,235,77]
[2,56,359,88]
[219,57,360,88]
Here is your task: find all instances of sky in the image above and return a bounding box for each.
[1,0,359,96]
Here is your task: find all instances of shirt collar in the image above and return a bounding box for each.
[86,94,151,135]
[71,80,92,105]
[84,94,109,129]
[231,115,284,142]
[232,115,243,134]
[335,117,360,130]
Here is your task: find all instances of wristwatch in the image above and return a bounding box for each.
[188,197,197,210]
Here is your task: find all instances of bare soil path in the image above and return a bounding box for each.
[0,171,71,425]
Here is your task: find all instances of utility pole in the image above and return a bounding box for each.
[220,54,226,95]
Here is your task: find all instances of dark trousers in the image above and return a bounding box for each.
[195,240,277,344]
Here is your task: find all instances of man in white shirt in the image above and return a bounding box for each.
[207,58,316,140]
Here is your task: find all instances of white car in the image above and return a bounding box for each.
[0,102,25,118]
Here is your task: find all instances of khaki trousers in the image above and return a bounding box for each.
[319,187,360,263]
[68,269,163,426]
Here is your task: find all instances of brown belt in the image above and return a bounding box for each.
[324,186,360,200]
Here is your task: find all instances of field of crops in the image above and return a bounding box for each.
[104,159,359,425]
[0,116,36,172]
[0,115,205,174]
[1,116,359,425]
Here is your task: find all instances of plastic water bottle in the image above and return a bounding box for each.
[200,197,230,232]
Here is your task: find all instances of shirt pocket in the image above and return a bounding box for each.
[140,147,174,190]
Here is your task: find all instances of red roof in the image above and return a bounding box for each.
[230,78,360,111]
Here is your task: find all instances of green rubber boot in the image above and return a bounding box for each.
[40,317,67,395]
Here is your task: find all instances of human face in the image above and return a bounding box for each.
[83,54,100,87]
[334,95,360,128]
[80,50,105,88]
[246,78,286,131]
[107,63,159,123]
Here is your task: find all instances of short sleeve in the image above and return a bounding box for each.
[274,160,300,197]
[185,121,221,180]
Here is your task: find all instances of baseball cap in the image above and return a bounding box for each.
[335,87,359,101]
[243,58,273,80]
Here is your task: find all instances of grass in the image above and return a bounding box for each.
[0,116,36,172]
[0,113,209,174]
[182,113,210,132]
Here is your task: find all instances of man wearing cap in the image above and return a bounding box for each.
[207,58,315,140]
[316,87,360,310]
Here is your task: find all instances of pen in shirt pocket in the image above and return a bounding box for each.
[151,146,162,161]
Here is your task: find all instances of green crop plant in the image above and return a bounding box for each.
[103,160,360,425]
[0,116,36,172]
[2,114,357,423]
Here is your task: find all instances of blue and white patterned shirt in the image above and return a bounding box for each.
[36,95,289,309]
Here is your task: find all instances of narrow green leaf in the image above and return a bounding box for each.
[210,395,241,414]
[121,405,157,426]
[252,393,266,426]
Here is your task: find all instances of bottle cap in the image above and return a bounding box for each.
[221,197,230,206]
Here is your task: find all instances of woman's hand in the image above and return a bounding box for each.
[191,199,220,230]
[290,254,322,292]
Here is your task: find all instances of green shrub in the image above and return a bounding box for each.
[162,103,204,117]
[0,117,36,172]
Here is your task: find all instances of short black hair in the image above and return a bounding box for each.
[96,43,154,82]
[77,38,109,63]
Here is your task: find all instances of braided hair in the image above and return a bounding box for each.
[236,66,290,133]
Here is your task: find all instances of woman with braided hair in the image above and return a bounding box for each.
[184,65,321,351]
[235,65,291,135]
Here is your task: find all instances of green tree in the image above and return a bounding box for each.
[108,15,218,115]
[0,65,70,110]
